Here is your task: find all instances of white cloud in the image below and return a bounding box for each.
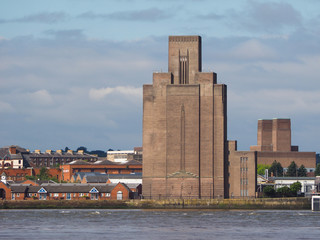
[89,86,142,101]
[229,89,320,116]
[27,89,54,106]
[0,101,14,113]
[89,87,114,100]
[230,39,277,60]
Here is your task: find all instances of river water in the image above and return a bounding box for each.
[0,209,320,239]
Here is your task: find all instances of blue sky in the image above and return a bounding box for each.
[1,0,320,152]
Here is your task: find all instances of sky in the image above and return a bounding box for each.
[0,0,320,152]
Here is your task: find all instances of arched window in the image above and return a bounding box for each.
[4,163,11,168]
[117,191,123,200]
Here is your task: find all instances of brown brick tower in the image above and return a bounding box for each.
[142,36,228,199]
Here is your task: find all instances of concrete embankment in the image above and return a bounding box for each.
[0,198,311,210]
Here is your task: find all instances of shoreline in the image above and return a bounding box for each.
[0,197,311,210]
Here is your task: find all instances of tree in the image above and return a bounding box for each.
[89,150,107,157]
[286,161,298,177]
[25,175,36,180]
[263,185,276,197]
[290,181,302,196]
[269,160,283,177]
[257,164,271,176]
[276,186,291,197]
[37,167,50,180]
[77,146,88,153]
[64,147,70,152]
[315,163,320,176]
[298,165,307,177]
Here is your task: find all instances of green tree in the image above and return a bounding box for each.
[77,146,88,153]
[315,163,320,176]
[257,164,271,176]
[25,175,36,180]
[263,185,276,197]
[37,167,50,180]
[290,181,302,196]
[269,160,283,177]
[286,161,298,177]
[276,186,291,197]
[298,165,307,177]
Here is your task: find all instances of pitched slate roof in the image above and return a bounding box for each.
[72,172,105,181]
[0,146,24,160]
[68,160,91,165]
[125,160,142,165]
[107,173,142,179]
[10,185,29,193]
[84,175,109,183]
[25,183,118,193]
[125,183,142,189]
[93,159,116,165]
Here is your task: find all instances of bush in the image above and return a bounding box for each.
[263,185,276,197]
[276,186,291,197]
[290,182,302,196]
[257,164,271,176]
[315,163,320,176]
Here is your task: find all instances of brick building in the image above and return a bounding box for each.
[0,181,131,201]
[61,159,142,182]
[143,35,256,199]
[26,149,98,167]
[250,119,316,173]
[0,146,30,169]
[0,168,62,182]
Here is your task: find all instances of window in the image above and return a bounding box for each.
[106,193,111,197]
[79,193,84,197]
[54,193,59,197]
[117,191,123,200]
[17,193,20,197]
[11,193,15,200]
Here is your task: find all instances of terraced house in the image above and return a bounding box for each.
[0,173,131,201]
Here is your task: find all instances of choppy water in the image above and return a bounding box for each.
[0,209,320,239]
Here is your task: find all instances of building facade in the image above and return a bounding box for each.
[27,149,98,167]
[250,119,316,173]
[228,141,257,198]
[61,159,142,182]
[143,36,229,199]
[0,146,29,169]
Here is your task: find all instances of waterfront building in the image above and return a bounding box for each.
[270,176,316,195]
[143,36,257,199]
[27,149,98,167]
[61,159,142,182]
[0,179,132,201]
[250,119,316,174]
[0,146,29,169]
[0,168,62,182]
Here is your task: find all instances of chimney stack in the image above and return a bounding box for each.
[9,146,17,154]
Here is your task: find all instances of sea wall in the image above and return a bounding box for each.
[0,198,311,209]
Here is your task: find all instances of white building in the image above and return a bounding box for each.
[106,150,134,163]
[272,177,316,194]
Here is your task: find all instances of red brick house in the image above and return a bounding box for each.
[1,181,132,201]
